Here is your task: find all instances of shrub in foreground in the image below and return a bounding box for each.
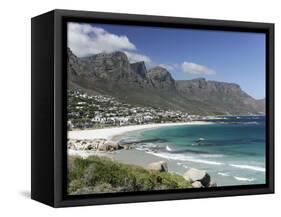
[68,156,192,195]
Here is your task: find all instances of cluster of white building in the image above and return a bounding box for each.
[67,90,199,129]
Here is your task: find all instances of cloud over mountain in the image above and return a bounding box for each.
[67,23,151,63]
[158,62,216,76]
[67,48,265,115]
[124,51,151,63]
[68,23,216,73]
[181,62,216,75]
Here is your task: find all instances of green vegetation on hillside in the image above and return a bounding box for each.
[67,90,191,129]
[68,156,192,195]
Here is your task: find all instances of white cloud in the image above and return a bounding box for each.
[68,23,135,57]
[158,63,180,71]
[67,22,151,63]
[181,62,216,75]
[124,51,151,63]
[67,23,216,73]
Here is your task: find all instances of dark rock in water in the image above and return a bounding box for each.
[147,161,168,172]
[184,168,211,187]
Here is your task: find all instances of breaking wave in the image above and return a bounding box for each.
[229,164,265,172]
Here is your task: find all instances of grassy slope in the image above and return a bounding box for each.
[69,76,264,115]
[68,156,192,195]
[69,77,212,114]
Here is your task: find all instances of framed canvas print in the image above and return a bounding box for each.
[31,9,274,207]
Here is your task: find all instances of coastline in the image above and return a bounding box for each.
[67,121,211,174]
[67,118,266,187]
[68,148,170,172]
[67,120,216,185]
[68,121,212,141]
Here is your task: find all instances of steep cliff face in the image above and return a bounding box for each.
[67,48,82,77]
[175,78,248,103]
[67,48,265,115]
[130,61,147,78]
[176,78,265,115]
[69,50,153,88]
[82,52,132,80]
[147,67,176,90]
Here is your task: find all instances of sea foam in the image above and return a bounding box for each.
[218,172,230,177]
[147,151,224,166]
[233,176,256,182]
[229,164,265,172]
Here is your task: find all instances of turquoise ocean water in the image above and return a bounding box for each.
[118,116,266,186]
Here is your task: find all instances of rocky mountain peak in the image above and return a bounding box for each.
[130,61,147,78]
[147,66,175,89]
[93,51,128,63]
[67,47,83,77]
[148,66,171,76]
[76,50,131,79]
[191,77,206,82]
[67,47,265,115]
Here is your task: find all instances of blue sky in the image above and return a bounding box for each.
[68,22,266,99]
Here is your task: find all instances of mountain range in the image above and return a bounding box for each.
[67,48,265,115]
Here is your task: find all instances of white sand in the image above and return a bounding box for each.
[68,121,212,141]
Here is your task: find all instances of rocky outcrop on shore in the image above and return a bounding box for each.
[68,139,217,188]
[146,161,216,188]
[68,138,134,152]
[184,168,217,188]
[147,161,168,172]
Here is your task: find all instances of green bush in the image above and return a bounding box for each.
[68,156,192,195]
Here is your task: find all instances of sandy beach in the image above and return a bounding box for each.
[68,146,187,177]
[68,121,211,141]
[67,121,212,176]
[67,118,266,186]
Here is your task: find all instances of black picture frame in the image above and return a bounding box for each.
[31,9,274,207]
